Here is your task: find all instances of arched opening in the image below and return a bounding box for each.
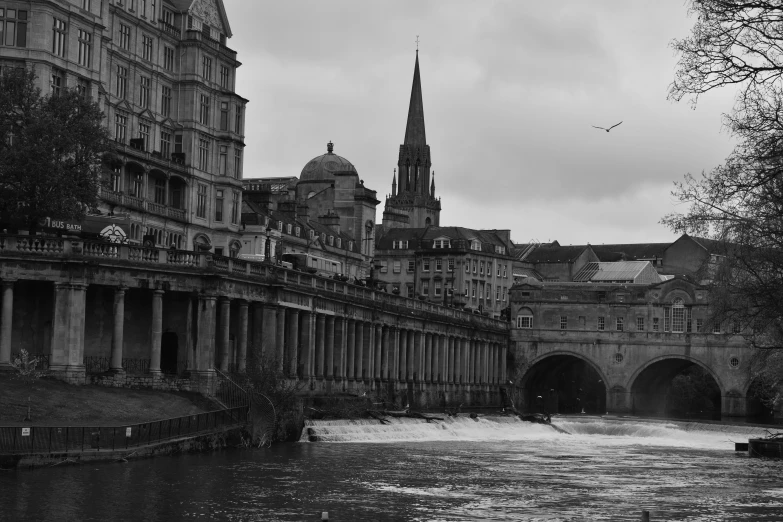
[522,354,606,414]
[193,233,211,252]
[746,378,777,424]
[125,162,145,199]
[148,169,167,205]
[631,358,721,420]
[169,176,187,210]
[161,331,178,375]
[425,217,432,226]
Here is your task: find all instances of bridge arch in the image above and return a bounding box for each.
[521,351,608,415]
[627,355,724,420]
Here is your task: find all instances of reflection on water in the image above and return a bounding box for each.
[1,416,782,521]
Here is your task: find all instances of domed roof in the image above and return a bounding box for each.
[300,142,357,182]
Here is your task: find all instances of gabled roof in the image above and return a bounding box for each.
[585,243,669,262]
[573,261,662,284]
[524,244,592,264]
[168,0,233,38]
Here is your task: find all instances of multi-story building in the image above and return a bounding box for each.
[3,0,246,253]
[374,227,515,318]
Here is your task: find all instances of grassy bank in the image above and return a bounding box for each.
[0,374,214,426]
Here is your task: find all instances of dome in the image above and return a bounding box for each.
[299,142,357,182]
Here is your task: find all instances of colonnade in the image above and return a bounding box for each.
[0,279,508,390]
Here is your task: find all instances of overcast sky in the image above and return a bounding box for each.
[222,0,738,246]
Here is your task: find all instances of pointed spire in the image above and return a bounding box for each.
[430,171,435,197]
[392,168,397,197]
[403,51,427,146]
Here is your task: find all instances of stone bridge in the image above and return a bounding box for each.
[0,235,508,409]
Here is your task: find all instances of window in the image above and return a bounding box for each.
[636,317,644,331]
[76,78,90,99]
[517,311,533,329]
[118,24,130,50]
[653,317,659,331]
[392,240,409,249]
[393,261,401,273]
[53,19,67,57]
[616,317,624,332]
[336,238,341,247]
[233,149,242,178]
[435,259,442,272]
[497,263,501,277]
[163,46,174,71]
[161,85,171,116]
[560,316,567,330]
[140,0,147,17]
[422,281,429,296]
[231,193,239,224]
[219,65,229,89]
[503,265,507,278]
[110,167,121,192]
[234,105,243,134]
[423,259,430,272]
[114,111,128,142]
[434,281,442,296]
[328,236,334,246]
[496,286,500,301]
[199,94,210,125]
[471,240,481,251]
[214,190,224,221]
[139,76,150,107]
[696,318,703,333]
[598,316,605,331]
[115,65,128,99]
[138,121,150,150]
[465,261,470,274]
[407,285,414,298]
[712,322,721,334]
[379,261,388,273]
[196,184,207,218]
[295,227,300,237]
[503,287,507,301]
[407,260,414,272]
[473,260,477,274]
[433,239,450,248]
[671,298,685,333]
[153,179,165,204]
[198,137,209,170]
[160,129,171,157]
[202,55,212,80]
[77,29,92,67]
[1,9,28,48]
[220,101,229,130]
[163,9,174,26]
[81,0,91,10]
[486,284,491,300]
[132,173,143,198]
[142,35,153,61]
[448,258,454,272]
[50,70,63,97]
[732,321,741,334]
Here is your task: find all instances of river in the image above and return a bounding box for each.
[1,416,782,521]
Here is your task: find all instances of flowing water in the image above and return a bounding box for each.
[2,415,782,521]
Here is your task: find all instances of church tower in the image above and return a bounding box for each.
[381,51,441,229]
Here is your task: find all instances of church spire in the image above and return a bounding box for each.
[403,51,426,146]
[431,171,435,197]
[392,168,397,197]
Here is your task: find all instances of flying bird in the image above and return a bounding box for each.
[592,121,623,132]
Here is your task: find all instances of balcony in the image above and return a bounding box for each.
[99,188,187,222]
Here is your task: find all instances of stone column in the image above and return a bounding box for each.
[287,308,300,377]
[315,313,326,378]
[399,328,407,382]
[274,306,285,371]
[447,337,455,384]
[217,297,230,372]
[390,327,399,382]
[458,338,466,384]
[251,303,264,365]
[355,320,365,380]
[300,311,313,378]
[346,319,356,380]
[490,343,497,384]
[407,330,415,382]
[110,287,126,372]
[470,340,477,384]
[334,317,344,379]
[483,341,490,384]
[325,315,335,379]
[433,334,441,384]
[424,333,432,383]
[374,324,383,380]
[0,280,15,368]
[413,331,422,382]
[149,289,165,374]
[194,296,216,372]
[380,325,388,380]
[500,343,507,384]
[237,300,249,373]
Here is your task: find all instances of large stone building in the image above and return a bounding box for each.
[381,51,441,230]
[2,0,246,254]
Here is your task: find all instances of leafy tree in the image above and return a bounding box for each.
[0,67,112,232]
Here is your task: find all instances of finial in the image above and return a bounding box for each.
[327,141,333,154]
[416,35,419,52]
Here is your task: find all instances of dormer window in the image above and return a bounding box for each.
[336,238,341,248]
[287,224,292,234]
[495,245,506,254]
[392,240,409,249]
[277,220,283,230]
[321,233,326,243]
[328,236,334,246]
[295,226,300,236]
[309,230,315,240]
[471,240,481,251]
[348,241,354,250]
[433,238,450,249]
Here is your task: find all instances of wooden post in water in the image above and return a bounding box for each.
[640,510,650,522]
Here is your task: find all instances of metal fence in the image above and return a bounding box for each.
[0,406,248,455]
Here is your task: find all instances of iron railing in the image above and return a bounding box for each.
[0,406,248,455]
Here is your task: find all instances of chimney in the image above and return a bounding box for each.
[318,210,341,234]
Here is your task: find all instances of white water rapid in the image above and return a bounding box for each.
[300,414,775,450]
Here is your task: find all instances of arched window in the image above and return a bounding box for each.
[516,307,533,329]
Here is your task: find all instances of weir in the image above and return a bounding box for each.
[300,415,773,449]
